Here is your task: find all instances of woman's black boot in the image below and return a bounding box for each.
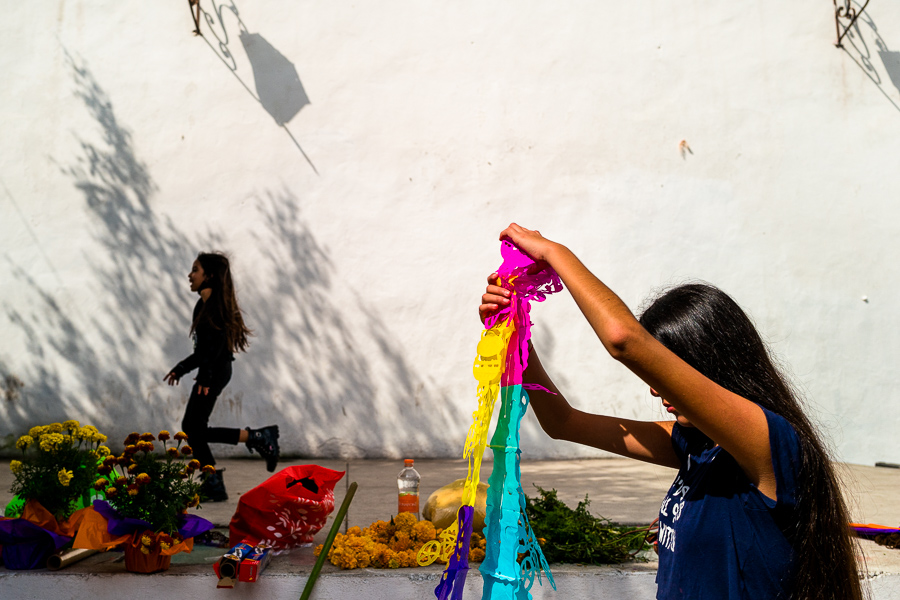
[245,425,280,472]
[201,468,228,502]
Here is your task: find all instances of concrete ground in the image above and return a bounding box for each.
[2,456,900,598]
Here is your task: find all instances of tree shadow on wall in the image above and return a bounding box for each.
[0,50,199,438]
[240,190,462,458]
[199,0,317,173]
[840,7,900,114]
[0,53,459,458]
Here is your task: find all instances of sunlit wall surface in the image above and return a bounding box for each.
[1,1,898,464]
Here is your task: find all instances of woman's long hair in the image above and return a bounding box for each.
[638,283,863,600]
[192,252,251,353]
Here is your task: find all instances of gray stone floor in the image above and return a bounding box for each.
[2,456,900,592]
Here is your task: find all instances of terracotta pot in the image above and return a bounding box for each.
[123,532,172,574]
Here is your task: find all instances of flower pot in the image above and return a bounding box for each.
[123,532,171,574]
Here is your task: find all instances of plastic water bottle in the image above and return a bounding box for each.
[397,459,421,519]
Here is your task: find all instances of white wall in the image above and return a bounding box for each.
[1,1,898,464]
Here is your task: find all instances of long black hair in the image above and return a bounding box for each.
[192,252,252,353]
[638,283,863,600]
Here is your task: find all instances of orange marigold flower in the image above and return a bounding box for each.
[106,486,118,498]
[124,432,140,445]
[124,444,139,455]
[97,464,112,476]
[127,484,139,496]
[167,447,179,458]
[174,431,189,441]
[128,463,140,474]
[136,473,151,485]
[180,445,193,456]
[188,459,201,470]
[116,476,127,486]
[136,441,154,452]
[158,430,171,441]
[94,478,109,491]
[140,432,155,442]
[103,455,118,466]
[117,454,131,466]
[201,465,216,475]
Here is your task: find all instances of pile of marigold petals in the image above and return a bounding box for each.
[314,512,487,569]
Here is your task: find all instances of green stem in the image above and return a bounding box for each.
[299,482,358,600]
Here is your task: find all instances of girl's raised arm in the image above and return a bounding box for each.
[481,275,679,468]
[498,223,777,499]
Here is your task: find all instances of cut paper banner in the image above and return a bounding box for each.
[421,240,563,600]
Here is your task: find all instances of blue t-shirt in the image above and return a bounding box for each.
[656,406,802,599]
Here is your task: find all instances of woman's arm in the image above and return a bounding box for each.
[481,276,679,468]
[525,343,679,468]
[497,224,777,498]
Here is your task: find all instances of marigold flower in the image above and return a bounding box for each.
[116,476,127,486]
[10,460,23,475]
[140,432,155,442]
[124,444,139,455]
[62,434,74,445]
[127,484,139,496]
[124,432,140,445]
[158,430,171,442]
[40,433,65,452]
[188,459,201,470]
[77,425,99,440]
[201,465,216,475]
[167,447,179,458]
[140,546,151,555]
[93,433,108,444]
[158,533,173,550]
[47,423,64,434]
[94,478,109,490]
[58,468,74,487]
[187,494,200,508]
[106,486,118,498]
[15,435,33,451]
[180,445,193,456]
[117,454,132,466]
[174,431,189,441]
[62,419,80,431]
[141,533,153,546]
[128,463,140,474]
[97,445,111,457]
[136,473,151,485]
[28,425,46,438]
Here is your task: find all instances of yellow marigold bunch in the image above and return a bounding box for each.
[58,468,74,487]
[28,425,46,438]
[365,519,394,543]
[46,423,64,434]
[16,435,33,451]
[411,520,437,543]
[320,515,451,570]
[10,460,23,475]
[97,445,111,457]
[390,531,413,553]
[62,420,80,431]
[393,512,417,535]
[40,433,65,452]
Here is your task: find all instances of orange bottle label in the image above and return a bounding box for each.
[398,493,419,513]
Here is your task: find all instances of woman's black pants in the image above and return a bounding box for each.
[180,366,240,468]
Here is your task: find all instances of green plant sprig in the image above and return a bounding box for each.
[524,486,654,565]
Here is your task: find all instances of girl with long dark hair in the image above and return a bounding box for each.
[479,224,864,600]
[164,252,280,501]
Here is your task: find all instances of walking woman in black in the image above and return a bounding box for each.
[164,252,280,501]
